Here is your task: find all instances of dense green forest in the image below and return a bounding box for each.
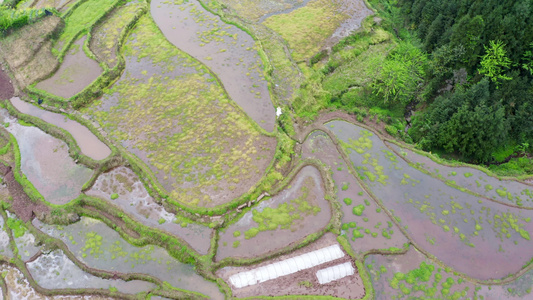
[398,0,533,164]
[314,0,533,174]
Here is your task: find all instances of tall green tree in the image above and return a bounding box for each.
[478,40,512,85]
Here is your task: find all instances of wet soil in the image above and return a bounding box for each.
[35,36,102,99]
[302,131,408,253]
[324,0,374,49]
[11,97,111,161]
[217,232,365,298]
[216,165,331,261]
[0,164,49,222]
[151,0,276,132]
[328,120,533,281]
[0,69,14,100]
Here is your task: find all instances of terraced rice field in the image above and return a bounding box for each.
[0,0,532,299]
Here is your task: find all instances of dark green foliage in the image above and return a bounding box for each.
[410,79,510,162]
[384,0,533,166]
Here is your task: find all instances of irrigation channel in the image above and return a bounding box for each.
[0,0,532,299]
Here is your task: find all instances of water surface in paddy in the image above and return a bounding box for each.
[387,142,533,208]
[33,217,224,300]
[0,109,93,205]
[365,246,475,299]
[27,249,156,293]
[302,131,408,253]
[35,36,102,99]
[216,165,331,261]
[11,97,111,161]
[151,0,276,131]
[328,120,533,281]
[86,166,213,254]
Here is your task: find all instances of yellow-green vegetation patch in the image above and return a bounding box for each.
[244,178,321,239]
[263,0,347,61]
[85,16,275,207]
[387,262,469,299]
[90,2,145,67]
[54,0,121,56]
[6,217,27,238]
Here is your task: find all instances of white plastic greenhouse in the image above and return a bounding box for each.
[229,244,345,288]
[315,262,355,284]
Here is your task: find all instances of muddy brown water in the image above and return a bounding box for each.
[365,246,476,300]
[387,141,533,208]
[217,232,365,298]
[216,165,331,261]
[150,0,276,132]
[11,97,111,161]
[85,166,213,254]
[35,36,102,99]
[328,120,533,281]
[0,109,93,205]
[302,131,408,254]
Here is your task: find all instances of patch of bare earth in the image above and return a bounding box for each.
[0,16,62,88]
[0,69,14,100]
[0,164,49,222]
[216,232,365,299]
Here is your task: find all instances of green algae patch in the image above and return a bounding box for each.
[244,181,321,239]
[353,204,365,216]
[343,197,353,205]
[84,15,275,207]
[6,217,27,238]
[263,0,348,61]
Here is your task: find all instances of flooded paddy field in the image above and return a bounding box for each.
[36,37,103,99]
[83,15,276,208]
[0,109,93,205]
[328,120,533,281]
[0,264,115,300]
[365,246,476,300]
[302,130,408,254]
[388,142,533,208]
[86,166,213,254]
[216,165,331,260]
[151,0,276,132]
[1,0,533,297]
[33,217,224,299]
[11,97,111,160]
[27,249,156,294]
[217,232,365,298]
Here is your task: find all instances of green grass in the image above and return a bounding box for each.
[54,0,121,56]
[263,0,347,61]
